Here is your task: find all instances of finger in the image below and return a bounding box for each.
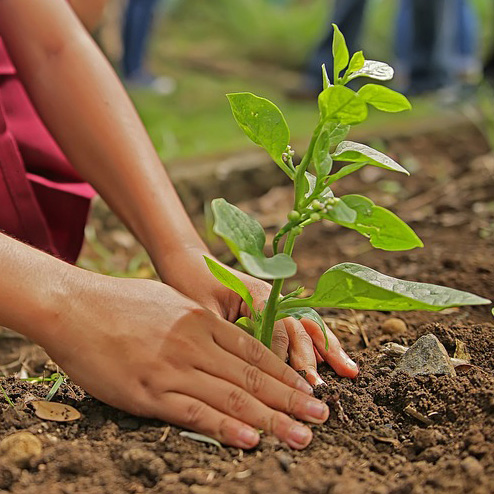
[270,321,289,362]
[211,322,314,395]
[283,318,325,386]
[149,391,260,449]
[194,346,329,425]
[314,346,324,364]
[181,370,322,449]
[302,318,359,378]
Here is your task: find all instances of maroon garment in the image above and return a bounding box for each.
[0,37,95,263]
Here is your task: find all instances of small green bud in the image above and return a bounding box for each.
[292,226,303,236]
[326,197,336,205]
[287,210,301,222]
[310,213,321,222]
[311,200,324,211]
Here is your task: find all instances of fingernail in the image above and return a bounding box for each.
[314,372,327,386]
[237,428,259,448]
[305,400,328,421]
[341,350,358,370]
[287,424,312,448]
[296,378,314,395]
[306,368,326,387]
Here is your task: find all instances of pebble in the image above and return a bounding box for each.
[395,334,456,376]
[0,432,42,468]
[381,318,407,335]
[275,452,294,472]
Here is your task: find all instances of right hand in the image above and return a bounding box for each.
[39,271,329,449]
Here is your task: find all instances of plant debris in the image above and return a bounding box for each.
[30,400,81,422]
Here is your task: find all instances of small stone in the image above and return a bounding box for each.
[0,432,42,468]
[275,452,294,472]
[0,461,18,489]
[381,318,407,335]
[395,334,456,376]
[461,456,484,476]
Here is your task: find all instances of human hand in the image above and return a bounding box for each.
[156,248,359,385]
[39,270,330,449]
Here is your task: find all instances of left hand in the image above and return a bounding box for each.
[157,247,359,386]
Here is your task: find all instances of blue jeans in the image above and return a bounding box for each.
[122,0,160,79]
[394,0,479,93]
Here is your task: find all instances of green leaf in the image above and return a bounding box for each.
[325,163,367,185]
[276,307,328,350]
[313,130,334,177]
[358,84,411,113]
[227,92,292,175]
[235,317,259,337]
[347,51,365,75]
[323,122,351,150]
[211,199,297,280]
[211,198,265,258]
[204,256,254,314]
[323,198,357,224]
[348,60,394,82]
[338,195,423,250]
[332,141,409,175]
[332,24,349,81]
[240,252,297,280]
[318,86,368,126]
[284,263,491,311]
[304,172,333,200]
[321,64,331,90]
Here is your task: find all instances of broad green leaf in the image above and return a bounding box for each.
[348,60,394,81]
[227,92,291,174]
[332,24,349,80]
[338,195,423,250]
[323,198,357,223]
[325,163,367,185]
[347,51,365,75]
[332,141,409,175]
[276,307,328,350]
[304,172,333,199]
[358,85,411,113]
[211,199,297,280]
[283,263,491,311]
[318,86,368,126]
[313,130,334,177]
[240,252,297,280]
[235,317,259,337]
[204,256,254,314]
[323,122,351,150]
[321,64,331,90]
[211,198,265,258]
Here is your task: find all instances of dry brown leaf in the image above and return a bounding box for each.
[454,339,471,361]
[31,401,81,422]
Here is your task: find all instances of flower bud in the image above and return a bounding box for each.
[287,210,301,222]
[311,200,324,211]
[310,213,321,222]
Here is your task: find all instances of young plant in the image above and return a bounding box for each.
[204,25,491,349]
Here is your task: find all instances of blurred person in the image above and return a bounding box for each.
[394,0,480,97]
[0,0,358,449]
[122,0,175,94]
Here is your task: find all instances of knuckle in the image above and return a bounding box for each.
[184,401,207,427]
[264,411,289,436]
[227,388,250,414]
[285,389,301,414]
[244,365,265,395]
[271,328,289,349]
[245,338,265,366]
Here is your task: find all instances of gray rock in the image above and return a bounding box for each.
[395,334,456,377]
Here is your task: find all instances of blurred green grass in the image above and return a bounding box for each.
[125,0,493,163]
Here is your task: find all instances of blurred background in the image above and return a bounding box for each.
[78,0,494,277]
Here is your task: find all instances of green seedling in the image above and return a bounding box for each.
[205,25,491,349]
[0,382,15,409]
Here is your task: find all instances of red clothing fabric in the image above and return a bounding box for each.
[0,36,95,263]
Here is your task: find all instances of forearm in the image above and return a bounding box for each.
[68,0,108,32]
[0,1,207,279]
[0,232,76,345]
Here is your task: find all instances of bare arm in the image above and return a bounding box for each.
[68,0,109,32]
[0,0,206,279]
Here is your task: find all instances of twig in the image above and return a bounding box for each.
[351,309,369,347]
[403,404,433,426]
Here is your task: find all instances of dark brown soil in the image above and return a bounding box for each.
[1,124,493,494]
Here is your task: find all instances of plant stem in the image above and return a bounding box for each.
[260,230,298,348]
